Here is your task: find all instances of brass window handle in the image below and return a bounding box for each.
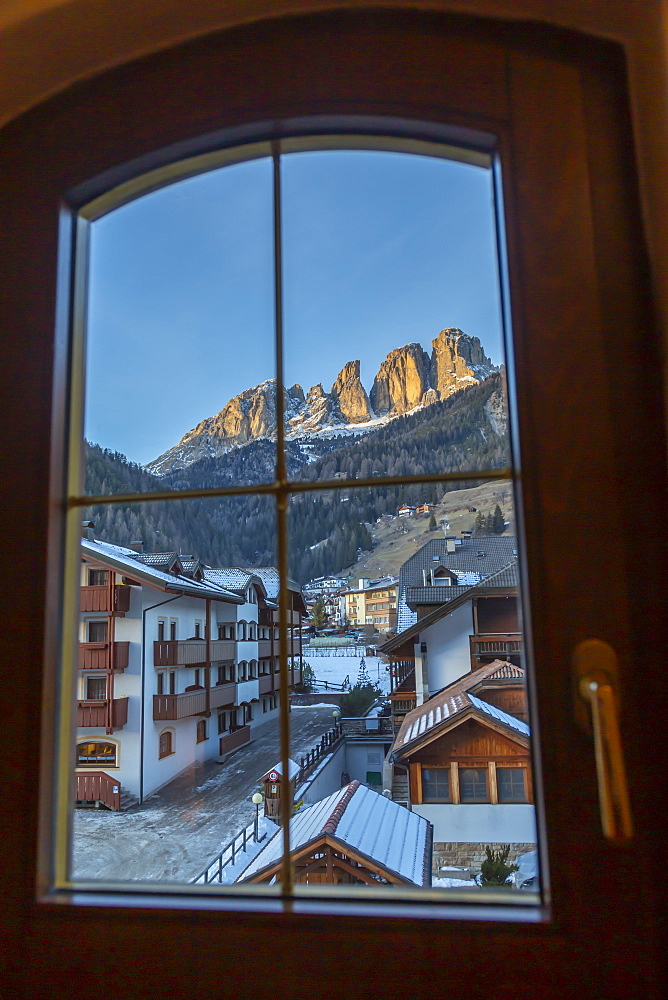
[573,640,633,843]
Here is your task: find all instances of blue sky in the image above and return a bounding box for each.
[85,149,504,466]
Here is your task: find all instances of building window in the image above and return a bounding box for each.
[169,671,176,695]
[159,731,174,759]
[497,767,528,803]
[422,768,451,802]
[218,712,226,734]
[194,621,201,638]
[169,620,177,641]
[217,623,225,640]
[87,620,107,643]
[76,741,117,767]
[157,619,165,641]
[157,672,165,695]
[85,676,106,700]
[459,768,489,802]
[196,719,207,743]
[88,569,108,586]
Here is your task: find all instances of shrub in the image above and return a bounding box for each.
[478,845,519,887]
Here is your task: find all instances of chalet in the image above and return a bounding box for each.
[235,780,432,886]
[397,505,416,517]
[390,660,535,871]
[383,561,521,727]
[76,527,303,810]
[415,503,437,515]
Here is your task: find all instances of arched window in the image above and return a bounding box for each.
[158,730,174,759]
[13,13,663,995]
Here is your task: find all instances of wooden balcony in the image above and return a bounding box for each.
[210,682,236,710]
[259,673,274,695]
[218,725,250,757]
[80,584,131,614]
[78,641,129,671]
[470,633,523,667]
[77,698,128,729]
[153,689,207,720]
[153,638,236,667]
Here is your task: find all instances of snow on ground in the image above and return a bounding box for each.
[299,649,391,694]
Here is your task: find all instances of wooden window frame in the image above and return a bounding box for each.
[158,729,174,759]
[421,767,452,803]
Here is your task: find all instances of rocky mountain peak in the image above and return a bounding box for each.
[145,328,497,476]
[330,360,372,424]
[430,328,494,398]
[370,342,431,416]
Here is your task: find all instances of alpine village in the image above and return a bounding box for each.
[74,329,536,892]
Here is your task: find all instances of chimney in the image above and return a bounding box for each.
[81,521,95,541]
[358,578,369,590]
[129,540,143,553]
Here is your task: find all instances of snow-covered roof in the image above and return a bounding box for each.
[260,758,300,781]
[384,560,519,647]
[203,567,254,592]
[236,781,431,886]
[81,538,242,602]
[468,694,530,737]
[393,659,529,755]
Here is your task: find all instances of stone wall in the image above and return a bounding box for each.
[432,841,536,874]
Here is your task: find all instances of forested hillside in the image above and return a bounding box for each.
[84,375,508,582]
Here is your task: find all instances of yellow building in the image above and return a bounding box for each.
[341,577,398,632]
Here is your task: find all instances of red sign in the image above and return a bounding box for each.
[268,771,279,782]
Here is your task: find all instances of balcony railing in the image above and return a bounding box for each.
[77,698,128,729]
[153,638,236,667]
[258,639,273,658]
[259,673,274,695]
[79,641,129,671]
[210,682,236,710]
[470,633,523,666]
[218,725,251,757]
[153,689,207,720]
[75,771,121,811]
[80,584,131,614]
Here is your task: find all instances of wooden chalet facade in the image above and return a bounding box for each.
[391,660,535,870]
[76,529,304,810]
[236,780,432,886]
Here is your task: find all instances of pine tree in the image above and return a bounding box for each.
[310,598,328,630]
[357,656,371,686]
[485,511,494,533]
[428,514,437,531]
[492,503,505,534]
[474,511,486,535]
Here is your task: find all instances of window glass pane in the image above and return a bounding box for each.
[83,156,276,494]
[281,149,508,485]
[70,497,289,889]
[58,139,542,906]
[460,768,489,802]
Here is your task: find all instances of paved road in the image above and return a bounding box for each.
[71,705,337,884]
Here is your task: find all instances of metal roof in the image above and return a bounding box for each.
[393,659,529,756]
[81,538,242,602]
[236,781,431,886]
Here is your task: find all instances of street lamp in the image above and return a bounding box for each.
[252,791,263,842]
[332,707,341,733]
